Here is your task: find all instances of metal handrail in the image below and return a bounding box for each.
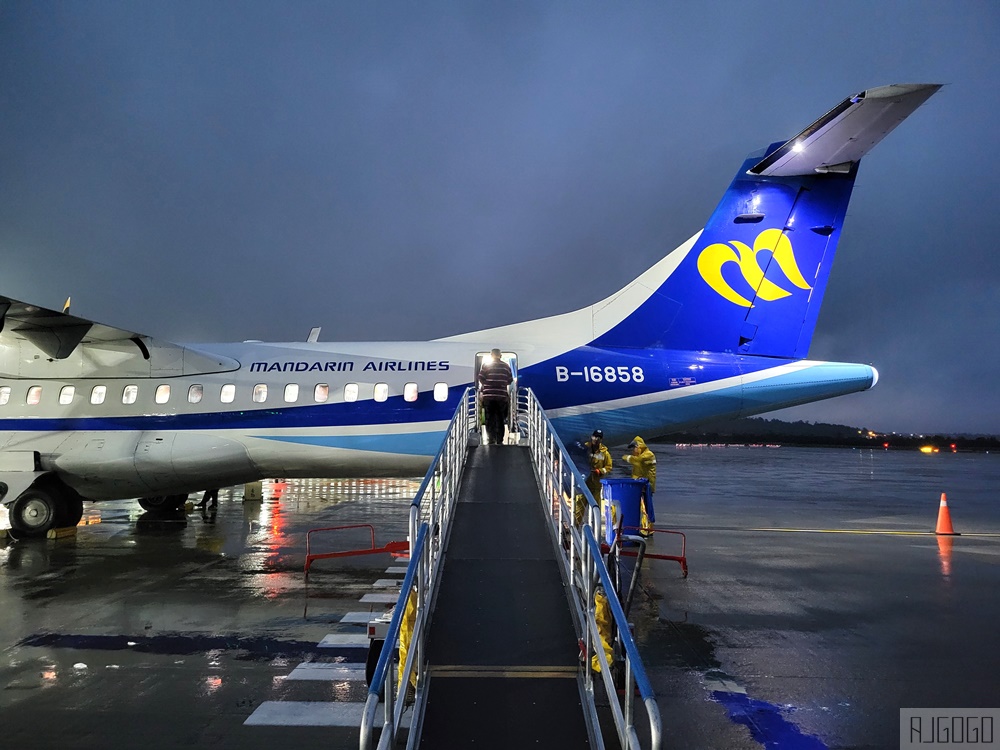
[520,387,662,749]
[359,386,661,749]
[360,387,475,750]
[584,524,662,749]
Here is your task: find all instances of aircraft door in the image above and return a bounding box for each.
[474,351,518,442]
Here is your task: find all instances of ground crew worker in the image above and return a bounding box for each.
[478,348,513,445]
[584,429,612,503]
[622,436,656,535]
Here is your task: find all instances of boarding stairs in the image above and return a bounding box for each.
[360,388,662,749]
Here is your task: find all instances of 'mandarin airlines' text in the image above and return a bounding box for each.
[249,360,450,373]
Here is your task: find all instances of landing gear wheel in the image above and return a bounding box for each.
[167,493,189,511]
[9,488,59,537]
[138,496,168,511]
[138,494,187,512]
[58,495,84,527]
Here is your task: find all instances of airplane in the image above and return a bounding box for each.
[0,83,940,537]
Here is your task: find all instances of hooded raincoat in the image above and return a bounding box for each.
[623,436,656,532]
[623,436,656,491]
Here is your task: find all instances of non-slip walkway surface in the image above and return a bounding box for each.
[418,444,591,748]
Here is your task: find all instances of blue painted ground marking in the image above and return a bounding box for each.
[711,690,828,749]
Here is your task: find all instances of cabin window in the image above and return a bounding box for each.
[284,383,299,403]
[0,386,10,406]
[91,385,107,405]
[26,386,42,406]
[59,385,76,405]
[122,385,138,405]
[221,384,236,403]
[155,384,170,404]
[253,384,267,403]
[404,382,418,402]
[188,384,203,404]
[343,383,358,402]
[314,383,329,403]
[434,382,449,402]
[374,383,389,402]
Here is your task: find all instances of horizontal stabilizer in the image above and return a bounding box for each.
[749,83,941,177]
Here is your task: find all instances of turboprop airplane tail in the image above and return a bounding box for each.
[587,83,941,358]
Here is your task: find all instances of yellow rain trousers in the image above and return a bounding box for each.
[397,588,418,691]
[590,587,615,673]
[640,500,653,536]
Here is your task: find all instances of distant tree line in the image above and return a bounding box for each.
[652,417,1000,451]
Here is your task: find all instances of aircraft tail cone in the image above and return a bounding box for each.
[935,492,959,535]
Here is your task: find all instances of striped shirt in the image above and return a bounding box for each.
[478,360,513,400]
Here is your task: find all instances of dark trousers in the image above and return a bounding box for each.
[483,398,509,445]
[198,488,219,507]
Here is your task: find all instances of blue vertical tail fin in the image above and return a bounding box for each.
[591,83,941,358]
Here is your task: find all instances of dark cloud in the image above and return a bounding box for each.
[1,1,997,433]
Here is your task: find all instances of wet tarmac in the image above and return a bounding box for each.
[1,448,999,749]
[635,445,1000,749]
[0,479,416,749]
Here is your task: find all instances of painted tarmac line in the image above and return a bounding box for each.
[751,527,929,536]
[372,578,403,588]
[318,634,369,647]
[287,663,366,681]
[244,700,366,726]
[751,527,1000,537]
[360,593,399,604]
[385,567,408,574]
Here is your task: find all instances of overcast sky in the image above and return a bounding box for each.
[1,2,997,435]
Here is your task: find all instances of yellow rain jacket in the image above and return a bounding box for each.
[584,440,612,502]
[397,587,418,691]
[622,436,656,491]
[590,586,615,673]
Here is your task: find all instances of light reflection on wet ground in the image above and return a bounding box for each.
[2,451,999,748]
[635,445,1000,749]
[0,477,416,749]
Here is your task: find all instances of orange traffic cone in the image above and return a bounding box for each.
[935,492,959,535]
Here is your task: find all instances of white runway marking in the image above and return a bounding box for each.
[287,663,366,681]
[373,579,402,588]
[244,700,366,726]
[385,566,408,574]
[360,593,399,604]
[318,633,369,647]
[339,612,377,624]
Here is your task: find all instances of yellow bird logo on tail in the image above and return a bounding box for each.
[697,228,812,307]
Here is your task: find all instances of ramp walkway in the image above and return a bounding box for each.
[419,445,589,747]
[360,388,661,750]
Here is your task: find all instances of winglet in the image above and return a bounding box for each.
[749,83,942,177]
